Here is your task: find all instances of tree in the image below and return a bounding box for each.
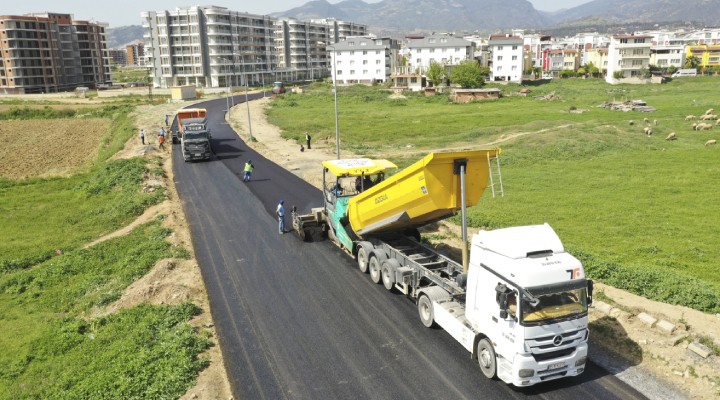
[685,55,700,69]
[449,60,485,88]
[426,61,445,87]
[667,65,678,74]
[613,71,625,79]
[577,67,587,76]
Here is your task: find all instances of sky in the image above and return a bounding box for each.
[1,0,593,28]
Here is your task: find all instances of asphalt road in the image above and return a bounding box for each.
[172,94,649,400]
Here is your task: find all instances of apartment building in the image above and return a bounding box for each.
[142,6,276,88]
[585,48,609,73]
[311,18,368,44]
[274,18,330,81]
[405,35,474,73]
[522,33,552,73]
[606,34,652,83]
[126,43,144,66]
[686,44,720,69]
[328,36,399,85]
[0,12,110,94]
[488,34,523,82]
[109,49,128,65]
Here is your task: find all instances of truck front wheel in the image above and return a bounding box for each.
[477,338,497,379]
[418,295,435,328]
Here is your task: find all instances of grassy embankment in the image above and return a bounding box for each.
[0,105,207,399]
[266,78,720,313]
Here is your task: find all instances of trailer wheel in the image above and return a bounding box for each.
[418,295,435,328]
[356,242,373,273]
[381,259,400,291]
[368,251,386,284]
[477,338,497,379]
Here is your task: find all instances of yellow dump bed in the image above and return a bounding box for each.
[347,149,500,237]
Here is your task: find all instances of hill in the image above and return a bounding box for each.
[106,25,145,49]
[550,0,720,26]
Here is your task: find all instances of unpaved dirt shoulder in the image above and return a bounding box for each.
[102,99,233,400]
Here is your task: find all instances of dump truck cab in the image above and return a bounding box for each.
[465,224,591,386]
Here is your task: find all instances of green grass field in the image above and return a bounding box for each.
[267,78,720,313]
[0,104,208,399]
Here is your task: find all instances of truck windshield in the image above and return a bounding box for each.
[184,131,208,140]
[521,285,587,325]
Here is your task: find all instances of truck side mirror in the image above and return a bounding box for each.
[587,280,594,305]
[497,292,508,319]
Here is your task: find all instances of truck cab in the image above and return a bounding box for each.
[465,224,591,386]
[180,117,212,162]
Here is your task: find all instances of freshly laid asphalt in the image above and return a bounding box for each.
[172,94,649,399]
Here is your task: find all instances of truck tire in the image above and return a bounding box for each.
[381,258,400,291]
[418,295,435,328]
[368,251,386,284]
[477,338,497,379]
[356,242,373,273]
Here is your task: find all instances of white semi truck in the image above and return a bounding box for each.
[292,150,593,386]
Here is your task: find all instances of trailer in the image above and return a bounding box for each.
[175,108,212,161]
[292,150,593,387]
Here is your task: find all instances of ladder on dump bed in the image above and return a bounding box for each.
[487,152,504,198]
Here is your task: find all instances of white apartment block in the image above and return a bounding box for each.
[606,34,652,83]
[275,18,330,81]
[311,18,368,44]
[142,6,276,88]
[488,34,523,82]
[329,37,399,85]
[405,35,474,73]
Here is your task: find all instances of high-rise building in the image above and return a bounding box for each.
[142,6,276,88]
[0,12,110,94]
[126,43,145,66]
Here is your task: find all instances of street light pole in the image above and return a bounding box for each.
[332,47,340,159]
[242,57,253,141]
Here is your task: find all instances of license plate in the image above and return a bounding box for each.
[194,153,201,157]
[548,362,565,370]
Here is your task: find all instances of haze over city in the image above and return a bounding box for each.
[1,0,593,27]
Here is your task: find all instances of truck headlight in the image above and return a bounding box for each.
[575,356,587,367]
[518,369,534,378]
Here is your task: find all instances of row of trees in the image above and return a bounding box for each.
[425,60,490,89]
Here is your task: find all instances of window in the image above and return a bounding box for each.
[337,70,342,75]
[440,38,447,43]
[363,60,368,65]
[348,41,354,46]
[376,50,381,55]
[632,49,644,55]
[350,70,355,75]
[363,70,368,74]
[620,38,628,44]
[512,55,517,61]
[376,60,381,64]
[430,48,435,53]
[498,46,503,50]
[497,55,503,61]
[512,45,518,50]
[416,58,421,64]
[376,69,381,74]
[350,60,355,65]
[512,66,517,70]
[337,60,342,66]
[363,50,367,55]
[497,66,502,71]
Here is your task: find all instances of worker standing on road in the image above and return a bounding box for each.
[159,126,165,139]
[276,200,285,234]
[139,129,145,145]
[243,160,254,182]
[305,132,311,149]
[158,133,165,150]
[165,114,169,126]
